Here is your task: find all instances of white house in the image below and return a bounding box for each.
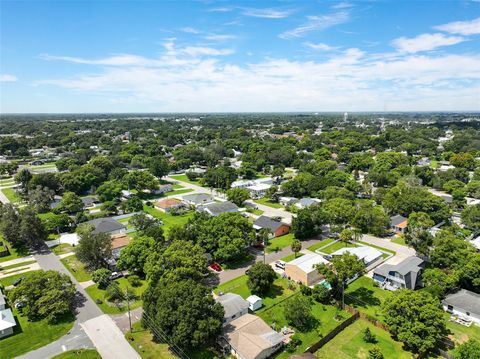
[443,289,480,325]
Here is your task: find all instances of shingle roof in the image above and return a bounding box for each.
[223,314,283,359]
[85,218,125,234]
[216,293,249,319]
[253,216,288,232]
[443,289,480,317]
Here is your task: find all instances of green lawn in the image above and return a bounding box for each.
[391,236,407,246]
[51,349,102,359]
[170,174,202,186]
[60,255,92,282]
[126,321,177,359]
[320,241,358,254]
[344,276,392,322]
[266,233,295,253]
[258,295,351,357]
[307,238,336,252]
[142,205,194,234]
[254,198,283,209]
[214,274,297,311]
[0,305,75,359]
[315,319,413,359]
[51,243,74,255]
[86,276,147,314]
[2,187,21,203]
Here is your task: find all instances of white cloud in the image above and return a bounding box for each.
[38,45,480,112]
[304,42,338,51]
[434,17,480,35]
[0,74,17,82]
[280,11,350,39]
[392,33,465,53]
[241,8,293,19]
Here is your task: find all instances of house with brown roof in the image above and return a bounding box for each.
[221,314,283,359]
[154,198,187,213]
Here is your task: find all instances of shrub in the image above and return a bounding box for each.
[127,275,141,287]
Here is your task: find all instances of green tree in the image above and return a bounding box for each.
[11,270,75,323]
[226,187,250,206]
[455,339,480,359]
[75,224,112,270]
[291,239,302,258]
[142,278,224,350]
[247,262,276,295]
[383,290,446,354]
[284,295,313,331]
[92,268,112,289]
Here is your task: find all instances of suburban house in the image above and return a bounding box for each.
[182,193,214,206]
[215,293,249,325]
[253,216,290,238]
[246,295,263,311]
[329,246,383,267]
[295,198,321,209]
[442,289,480,325]
[390,215,408,234]
[197,201,239,216]
[220,314,283,359]
[285,253,329,286]
[110,233,131,259]
[85,217,126,236]
[154,198,187,213]
[0,289,16,339]
[373,256,425,290]
[278,196,298,206]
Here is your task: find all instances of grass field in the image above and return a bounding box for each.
[214,274,297,311]
[0,306,75,359]
[51,349,102,359]
[85,276,147,314]
[60,255,92,282]
[321,241,359,254]
[315,319,413,359]
[254,198,283,208]
[170,174,202,186]
[258,295,351,357]
[307,238,336,252]
[344,276,392,322]
[266,233,295,253]
[2,187,21,203]
[142,205,194,234]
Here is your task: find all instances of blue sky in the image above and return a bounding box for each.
[1,0,479,113]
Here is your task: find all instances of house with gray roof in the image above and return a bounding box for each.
[215,293,249,325]
[197,201,239,216]
[182,193,214,206]
[253,216,290,238]
[85,217,126,235]
[373,256,424,290]
[443,289,480,325]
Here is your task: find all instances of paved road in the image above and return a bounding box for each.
[25,247,140,359]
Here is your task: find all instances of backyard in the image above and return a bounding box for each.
[258,295,351,358]
[85,276,147,314]
[344,276,392,322]
[315,319,413,359]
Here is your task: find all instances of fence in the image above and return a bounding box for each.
[305,312,359,353]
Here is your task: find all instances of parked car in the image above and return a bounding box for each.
[274,260,286,270]
[209,263,222,272]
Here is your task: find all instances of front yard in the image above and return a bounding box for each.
[85,276,147,314]
[315,319,413,359]
[344,276,392,322]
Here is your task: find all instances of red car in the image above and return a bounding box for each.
[209,263,222,272]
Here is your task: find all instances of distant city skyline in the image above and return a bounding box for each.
[1,1,479,113]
